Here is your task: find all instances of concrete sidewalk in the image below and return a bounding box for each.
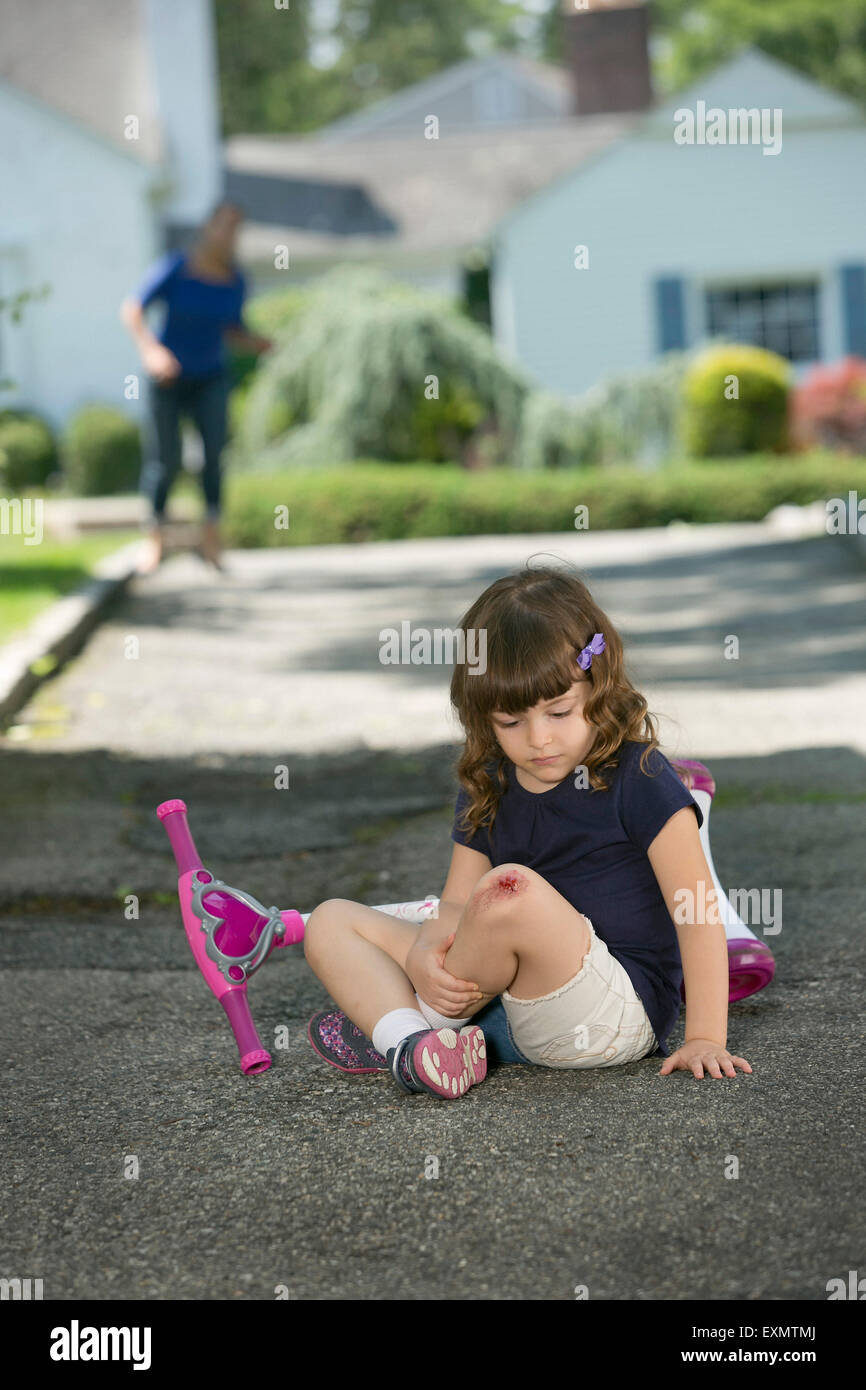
[1,521,864,1300]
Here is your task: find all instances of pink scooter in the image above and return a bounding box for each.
[157,758,775,1075]
[157,798,439,1075]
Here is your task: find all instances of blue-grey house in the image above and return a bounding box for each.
[491,42,866,394]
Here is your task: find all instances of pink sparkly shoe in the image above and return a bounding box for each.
[307,1009,388,1073]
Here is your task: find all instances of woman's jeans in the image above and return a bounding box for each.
[140,369,229,523]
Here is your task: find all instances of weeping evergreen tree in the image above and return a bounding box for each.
[232,266,532,469]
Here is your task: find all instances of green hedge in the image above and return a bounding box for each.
[220,453,866,547]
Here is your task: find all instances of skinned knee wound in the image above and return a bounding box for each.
[475,869,529,911]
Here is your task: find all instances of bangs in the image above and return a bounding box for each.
[464,618,589,718]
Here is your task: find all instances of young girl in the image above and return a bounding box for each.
[304,563,753,1098]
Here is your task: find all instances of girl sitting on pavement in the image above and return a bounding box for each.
[304,562,753,1099]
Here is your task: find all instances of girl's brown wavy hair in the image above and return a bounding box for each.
[450,560,663,843]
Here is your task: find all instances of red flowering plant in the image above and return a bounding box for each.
[790,355,866,453]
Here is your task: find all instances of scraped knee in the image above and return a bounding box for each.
[471,863,535,913]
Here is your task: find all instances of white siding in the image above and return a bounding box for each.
[494,125,866,395]
[0,82,159,429]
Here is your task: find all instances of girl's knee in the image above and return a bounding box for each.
[471,863,538,914]
[302,898,349,954]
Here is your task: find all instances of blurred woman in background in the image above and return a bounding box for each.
[121,199,271,573]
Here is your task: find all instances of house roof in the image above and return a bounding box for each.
[0,0,162,163]
[493,44,866,242]
[314,52,574,141]
[226,114,637,264]
[232,42,866,267]
[641,44,866,134]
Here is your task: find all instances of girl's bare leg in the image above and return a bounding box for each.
[443,863,592,1012]
[304,871,590,1035]
[303,899,427,1039]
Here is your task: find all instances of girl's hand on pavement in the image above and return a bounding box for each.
[406,931,483,1019]
[659,1039,753,1078]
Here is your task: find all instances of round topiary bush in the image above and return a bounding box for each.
[679,342,792,458]
[62,405,142,496]
[0,412,59,490]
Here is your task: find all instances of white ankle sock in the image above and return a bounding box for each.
[372,1007,430,1057]
[415,993,471,1031]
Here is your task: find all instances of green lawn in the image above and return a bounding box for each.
[0,530,143,645]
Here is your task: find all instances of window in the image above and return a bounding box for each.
[705,282,820,361]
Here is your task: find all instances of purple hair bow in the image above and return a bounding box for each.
[577,632,606,670]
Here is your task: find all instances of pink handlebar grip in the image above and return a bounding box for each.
[278,909,306,945]
[220,990,272,1074]
[157,799,204,877]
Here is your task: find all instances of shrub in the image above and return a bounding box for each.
[517,351,690,470]
[0,411,59,490]
[226,288,313,427]
[231,265,531,470]
[245,284,311,340]
[517,389,598,470]
[790,355,866,453]
[62,405,142,496]
[679,341,792,458]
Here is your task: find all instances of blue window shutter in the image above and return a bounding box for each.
[840,264,866,355]
[654,276,686,352]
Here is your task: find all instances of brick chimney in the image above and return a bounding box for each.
[561,0,653,117]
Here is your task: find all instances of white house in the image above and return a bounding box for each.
[491,44,866,395]
[0,0,223,430]
[4,0,864,428]
[225,6,653,301]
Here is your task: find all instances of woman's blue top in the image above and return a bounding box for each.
[451,740,705,1058]
[133,250,246,379]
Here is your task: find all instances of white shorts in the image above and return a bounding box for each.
[501,915,657,1068]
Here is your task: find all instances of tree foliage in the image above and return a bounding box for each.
[545,0,866,111]
[215,0,866,136]
[214,0,530,135]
